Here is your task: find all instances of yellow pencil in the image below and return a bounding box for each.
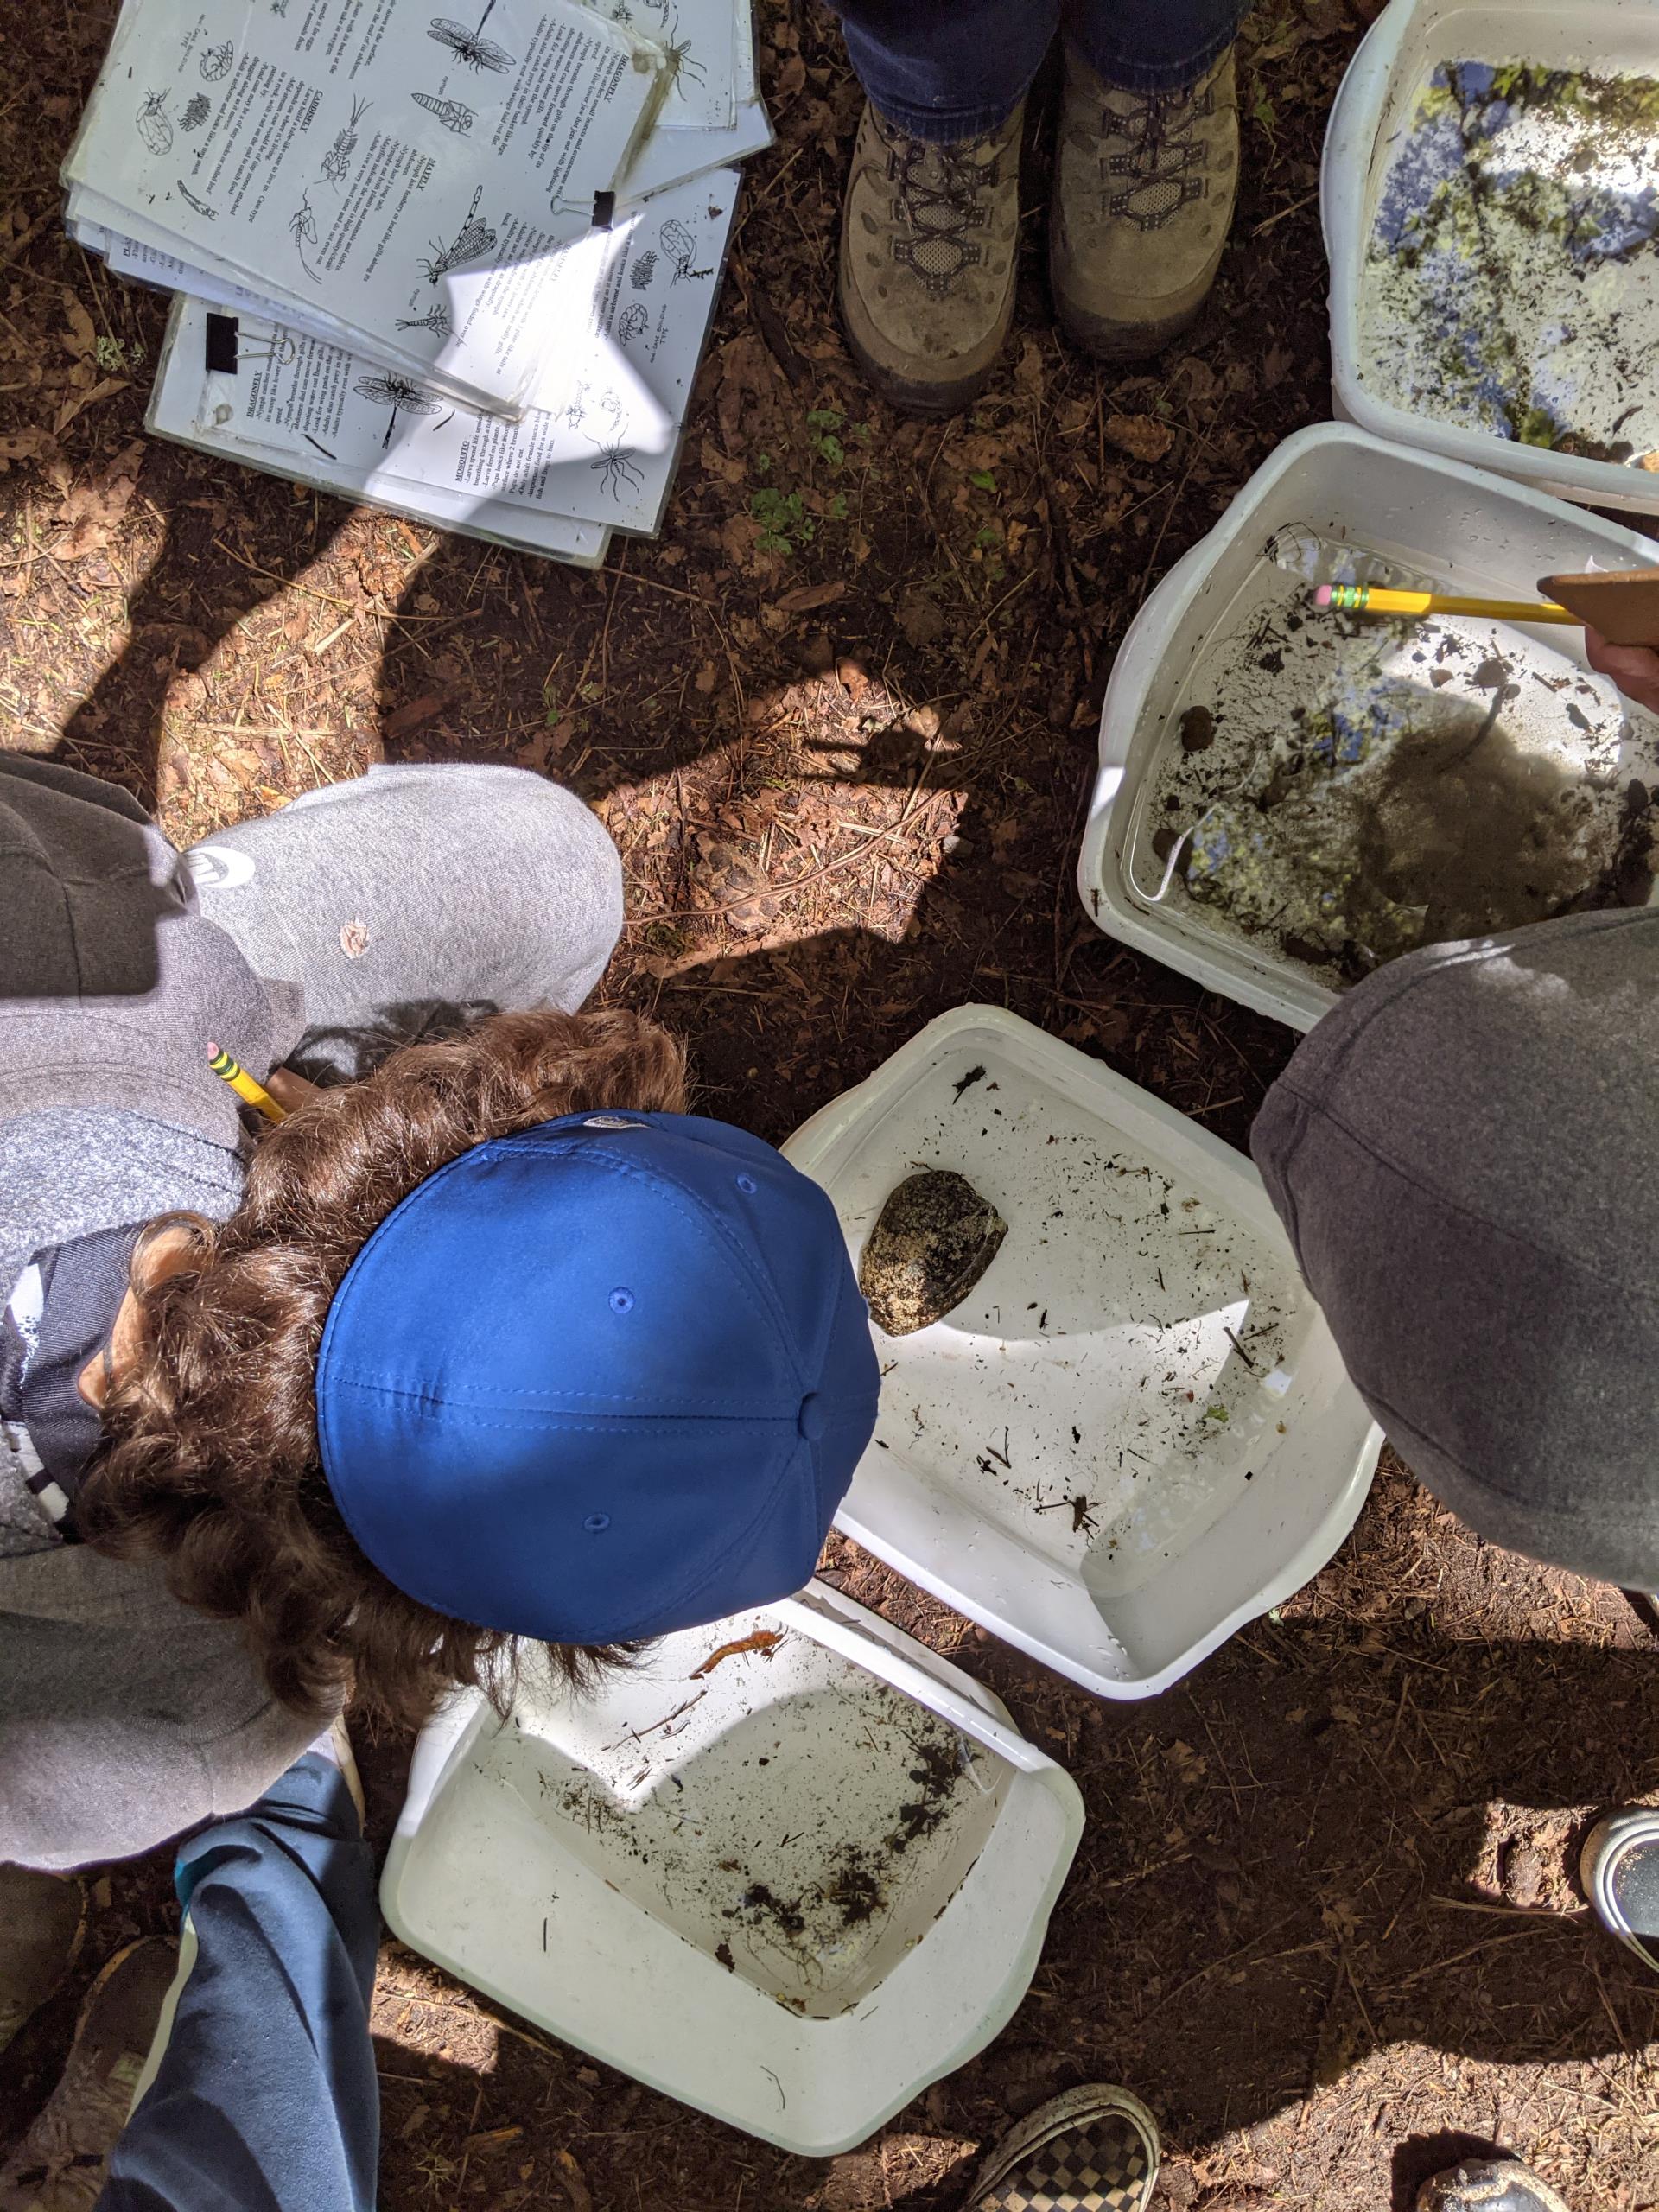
[1313,583,1579,626]
[207,1042,287,1124]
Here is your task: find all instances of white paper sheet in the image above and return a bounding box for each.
[65,0,664,411]
[149,296,611,562]
[147,169,735,544]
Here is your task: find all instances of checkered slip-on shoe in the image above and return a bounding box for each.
[967,2083,1159,2212]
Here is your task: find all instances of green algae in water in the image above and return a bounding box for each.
[1362,60,1659,466]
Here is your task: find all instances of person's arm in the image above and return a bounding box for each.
[1586,626,1659,716]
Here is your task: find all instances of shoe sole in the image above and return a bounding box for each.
[1050,245,1223,364]
[837,220,1014,416]
[969,2081,1160,2209]
[1580,1807,1659,1972]
[1418,2158,1574,2212]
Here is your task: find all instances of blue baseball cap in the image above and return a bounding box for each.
[314,1112,880,1646]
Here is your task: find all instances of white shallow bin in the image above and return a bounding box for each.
[1325,0,1659,513]
[381,1580,1083,2158]
[1076,422,1659,1029]
[783,1005,1382,1699]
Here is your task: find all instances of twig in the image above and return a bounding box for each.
[1395,1925,1571,1991]
[1252,188,1319,238]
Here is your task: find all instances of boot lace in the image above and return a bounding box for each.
[1103,79,1213,231]
[877,116,1006,297]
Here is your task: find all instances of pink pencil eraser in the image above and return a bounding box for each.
[1313,584,1334,609]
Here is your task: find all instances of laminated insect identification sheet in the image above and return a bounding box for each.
[598,0,737,131]
[148,170,738,544]
[63,0,666,414]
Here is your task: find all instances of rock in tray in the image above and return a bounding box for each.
[858,1170,1007,1338]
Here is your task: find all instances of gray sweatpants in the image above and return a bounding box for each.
[185,762,624,1079]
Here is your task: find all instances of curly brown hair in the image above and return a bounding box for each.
[77,1006,689,1731]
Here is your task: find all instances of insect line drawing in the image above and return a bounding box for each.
[588,436,643,502]
[413,92,475,133]
[137,92,173,156]
[176,180,216,220]
[428,2,515,74]
[200,40,234,80]
[658,215,711,283]
[616,302,649,348]
[354,372,443,448]
[662,15,706,91]
[287,188,320,279]
[320,97,370,187]
[556,378,591,429]
[629,249,657,291]
[396,304,453,337]
[181,94,211,131]
[416,187,495,284]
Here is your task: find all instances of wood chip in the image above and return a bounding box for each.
[553,2148,593,2212]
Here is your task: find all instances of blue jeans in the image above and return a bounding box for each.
[97,1756,379,2212]
[836,0,1252,133]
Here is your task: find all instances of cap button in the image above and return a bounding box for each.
[798,1392,825,1443]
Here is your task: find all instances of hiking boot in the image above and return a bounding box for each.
[0,1868,84,2052]
[1050,45,1239,359]
[0,1938,176,2212]
[839,99,1022,416]
[1416,2157,1573,2212]
[964,2082,1158,2211]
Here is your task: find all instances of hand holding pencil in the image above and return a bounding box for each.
[1312,563,1659,718]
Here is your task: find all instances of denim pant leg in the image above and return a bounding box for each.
[97,1755,379,2212]
[1066,0,1255,92]
[831,0,1060,141]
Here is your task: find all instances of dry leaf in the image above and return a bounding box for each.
[51,443,145,560]
[54,376,128,436]
[60,291,97,359]
[522,715,575,772]
[1104,413,1174,463]
[381,690,454,738]
[776,579,847,615]
[896,586,945,648]
[0,429,54,462]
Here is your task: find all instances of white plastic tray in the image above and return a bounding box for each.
[1076,423,1659,1028]
[381,1580,1083,2157]
[1325,0,1659,513]
[784,1005,1382,1699]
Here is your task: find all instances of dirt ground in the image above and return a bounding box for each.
[3,1,1659,2207]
